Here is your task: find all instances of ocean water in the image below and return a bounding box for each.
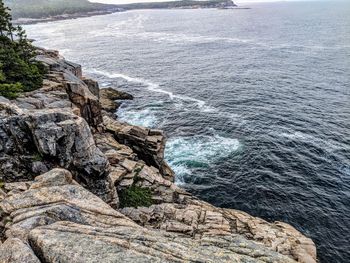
[25,1,350,262]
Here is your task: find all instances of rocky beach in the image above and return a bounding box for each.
[0,49,318,262]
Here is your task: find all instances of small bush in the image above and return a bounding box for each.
[0,82,23,99]
[119,185,153,208]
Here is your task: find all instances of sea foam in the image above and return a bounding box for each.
[165,134,240,184]
[88,69,207,109]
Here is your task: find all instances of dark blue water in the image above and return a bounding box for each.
[25,1,350,262]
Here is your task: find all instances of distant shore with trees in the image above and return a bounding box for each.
[5,0,237,25]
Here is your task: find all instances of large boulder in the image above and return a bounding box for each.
[0,108,110,200]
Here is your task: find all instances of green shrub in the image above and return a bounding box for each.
[119,185,153,208]
[0,82,23,99]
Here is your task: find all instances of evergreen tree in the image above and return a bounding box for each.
[0,0,45,99]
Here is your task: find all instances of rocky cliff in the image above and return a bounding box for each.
[0,49,317,263]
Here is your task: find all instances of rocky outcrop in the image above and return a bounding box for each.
[0,49,317,263]
[35,48,102,128]
[0,169,298,263]
[103,115,174,181]
[99,87,133,113]
[0,107,110,198]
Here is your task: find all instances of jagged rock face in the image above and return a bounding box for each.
[0,49,317,263]
[65,77,103,129]
[0,169,298,263]
[103,115,175,181]
[83,78,100,98]
[0,48,108,197]
[35,49,102,128]
[0,110,113,202]
[0,109,108,181]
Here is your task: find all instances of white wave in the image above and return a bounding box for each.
[58,49,71,56]
[118,108,158,128]
[90,14,147,37]
[201,105,218,113]
[280,131,307,140]
[165,134,240,184]
[135,31,253,46]
[88,69,207,109]
[169,164,192,185]
[279,131,345,152]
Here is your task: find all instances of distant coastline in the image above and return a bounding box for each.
[13,9,122,25]
[10,0,245,25]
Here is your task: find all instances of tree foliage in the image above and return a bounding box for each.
[0,0,45,99]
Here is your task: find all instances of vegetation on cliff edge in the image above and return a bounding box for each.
[119,185,153,208]
[0,0,45,99]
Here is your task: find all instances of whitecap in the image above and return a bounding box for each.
[87,69,207,109]
[137,31,254,46]
[118,108,158,128]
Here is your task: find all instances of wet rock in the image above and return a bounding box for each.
[99,87,133,113]
[101,87,133,100]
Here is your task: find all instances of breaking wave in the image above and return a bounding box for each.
[88,69,207,109]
